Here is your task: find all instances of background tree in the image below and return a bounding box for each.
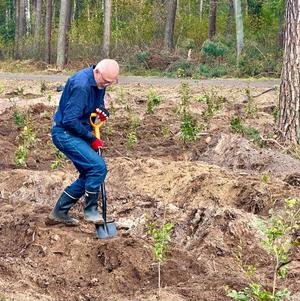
[57,0,71,68]
[208,0,217,39]
[226,0,234,38]
[33,0,42,58]
[45,0,52,63]
[199,0,204,20]
[164,0,177,50]
[74,0,82,20]
[19,0,26,38]
[25,0,31,34]
[14,0,26,59]
[0,0,14,43]
[103,0,112,57]
[234,0,244,61]
[0,0,289,78]
[279,0,300,143]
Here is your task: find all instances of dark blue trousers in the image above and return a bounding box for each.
[51,126,107,199]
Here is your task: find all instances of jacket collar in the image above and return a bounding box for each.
[88,65,97,87]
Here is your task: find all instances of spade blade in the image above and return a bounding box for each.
[95,221,117,239]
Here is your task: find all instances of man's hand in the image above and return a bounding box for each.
[91,138,104,151]
[96,107,109,122]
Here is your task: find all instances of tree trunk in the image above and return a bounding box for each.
[115,0,119,48]
[74,0,81,19]
[33,0,42,58]
[234,0,244,60]
[208,0,217,39]
[45,0,52,63]
[14,0,25,58]
[276,9,285,60]
[279,0,300,143]
[65,0,72,58]
[14,0,20,58]
[199,0,204,20]
[52,0,56,26]
[25,0,30,34]
[164,0,177,51]
[19,0,25,37]
[6,0,14,35]
[103,0,112,57]
[57,0,71,68]
[226,0,234,37]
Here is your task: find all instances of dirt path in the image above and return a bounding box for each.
[0,71,280,88]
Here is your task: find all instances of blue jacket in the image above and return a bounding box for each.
[53,66,105,142]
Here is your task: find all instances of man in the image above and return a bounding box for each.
[49,59,119,226]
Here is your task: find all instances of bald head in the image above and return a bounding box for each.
[93,59,119,88]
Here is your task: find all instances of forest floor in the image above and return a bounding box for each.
[0,75,299,301]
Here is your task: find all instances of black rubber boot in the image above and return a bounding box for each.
[49,192,79,226]
[84,191,103,223]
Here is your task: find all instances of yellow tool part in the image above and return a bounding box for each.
[89,112,104,139]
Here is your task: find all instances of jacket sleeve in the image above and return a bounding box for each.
[62,84,95,142]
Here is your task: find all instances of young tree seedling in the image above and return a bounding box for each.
[147,220,174,299]
[227,198,300,301]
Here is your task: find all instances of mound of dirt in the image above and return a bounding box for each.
[201,133,300,177]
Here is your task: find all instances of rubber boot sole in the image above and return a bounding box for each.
[84,216,105,224]
[47,211,79,226]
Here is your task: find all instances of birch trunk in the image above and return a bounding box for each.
[234,0,244,60]
[14,0,20,58]
[103,0,112,57]
[57,0,71,68]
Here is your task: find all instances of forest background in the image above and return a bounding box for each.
[0,0,285,78]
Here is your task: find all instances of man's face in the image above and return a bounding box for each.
[94,69,118,89]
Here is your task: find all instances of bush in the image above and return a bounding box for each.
[136,51,150,64]
[197,64,228,78]
[179,38,197,53]
[238,41,281,77]
[147,89,162,113]
[198,38,231,78]
[201,39,228,58]
[180,111,199,141]
[230,116,265,147]
[166,59,194,77]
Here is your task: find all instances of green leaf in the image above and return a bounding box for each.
[227,290,250,301]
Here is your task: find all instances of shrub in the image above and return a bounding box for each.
[15,145,27,167]
[180,111,199,142]
[127,131,138,148]
[147,89,162,113]
[12,110,27,129]
[166,59,194,77]
[238,41,280,77]
[230,116,265,147]
[136,51,150,64]
[201,39,228,58]
[197,64,229,78]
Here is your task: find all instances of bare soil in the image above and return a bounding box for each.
[0,77,299,301]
